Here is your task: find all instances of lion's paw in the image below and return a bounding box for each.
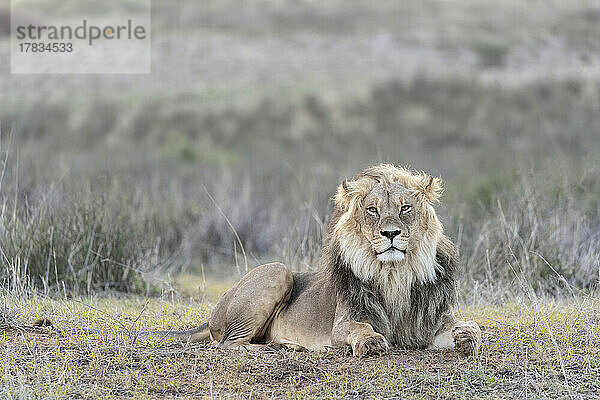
[452,321,482,357]
[352,333,389,358]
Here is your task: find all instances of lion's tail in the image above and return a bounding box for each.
[141,322,211,343]
[31,318,212,343]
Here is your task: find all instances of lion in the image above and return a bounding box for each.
[179,163,482,357]
[31,164,481,357]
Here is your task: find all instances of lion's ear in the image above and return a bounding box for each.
[418,174,443,202]
[335,176,372,211]
[334,179,352,211]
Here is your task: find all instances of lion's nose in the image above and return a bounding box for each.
[380,230,401,240]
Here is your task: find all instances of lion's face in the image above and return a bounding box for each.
[332,164,444,283]
[359,183,417,263]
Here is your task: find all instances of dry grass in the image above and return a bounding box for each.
[1,281,599,399]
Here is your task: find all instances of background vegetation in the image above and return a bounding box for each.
[0,0,599,299]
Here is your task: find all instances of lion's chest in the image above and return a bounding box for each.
[369,274,436,348]
[340,248,447,348]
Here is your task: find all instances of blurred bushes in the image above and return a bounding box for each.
[5,77,598,166]
[451,169,600,300]
[0,181,173,295]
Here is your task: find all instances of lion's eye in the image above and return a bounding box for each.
[400,205,412,214]
[366,207,379,216]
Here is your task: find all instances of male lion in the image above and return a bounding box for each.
[33,164,480,357]
[185,163,481,357]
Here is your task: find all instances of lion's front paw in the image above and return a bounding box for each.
[352,333,389,358]
[452,321,482,357]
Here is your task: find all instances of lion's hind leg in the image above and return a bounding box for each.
[209,263,293,350]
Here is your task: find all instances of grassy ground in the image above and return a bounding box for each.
[2,279,599,399]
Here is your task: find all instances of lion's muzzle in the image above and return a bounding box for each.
[375,224,409,263]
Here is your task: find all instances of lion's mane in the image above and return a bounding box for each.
[319,164,459,348]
